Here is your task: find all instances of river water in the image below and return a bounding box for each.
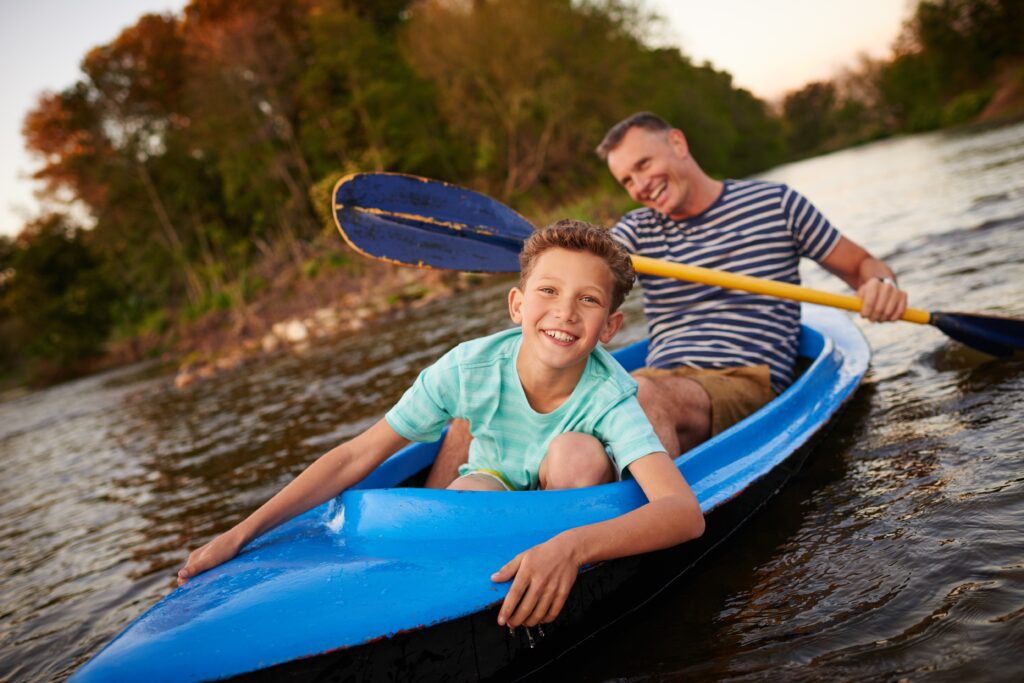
[2,121,1023,682]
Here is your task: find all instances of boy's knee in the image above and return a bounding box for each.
[540,433,615,490]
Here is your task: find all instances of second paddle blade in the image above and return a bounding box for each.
[931,311,1024,357]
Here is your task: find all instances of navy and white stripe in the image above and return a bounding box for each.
[611,179,840,392]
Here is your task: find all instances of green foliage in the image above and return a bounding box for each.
[1,216,115,372]
[387,284,429,307]
[302,258,321,279]
[139,308,171,335]
[942,89,993,126]
[36,0,1010,383]
[784,82,839,156]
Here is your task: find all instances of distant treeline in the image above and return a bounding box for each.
[1,0,1021,384]
[783,0,1024,155]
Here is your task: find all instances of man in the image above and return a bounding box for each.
[595,111,906,456]
[424,111,906,487]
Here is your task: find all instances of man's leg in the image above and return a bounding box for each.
[424,418,472,489]
[633,375,712,457]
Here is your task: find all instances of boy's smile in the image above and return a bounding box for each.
[509,247,624,402]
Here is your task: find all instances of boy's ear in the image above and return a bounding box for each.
[599,310,624,344]
[508,287,524,324]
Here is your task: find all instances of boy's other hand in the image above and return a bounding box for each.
[177,531,244,586]
[492,531,582,628]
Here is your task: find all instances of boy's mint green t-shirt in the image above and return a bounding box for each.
[385,328,666,491]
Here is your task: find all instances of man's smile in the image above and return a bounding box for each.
[648,181,667,202]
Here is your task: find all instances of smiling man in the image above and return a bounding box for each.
[597,112,907,455]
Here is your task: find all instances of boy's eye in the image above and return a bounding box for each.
[580,295,601,304]
[538,286,556,295]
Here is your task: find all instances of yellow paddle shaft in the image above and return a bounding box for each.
[631,255,931,325]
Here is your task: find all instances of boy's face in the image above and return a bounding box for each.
[509,247,624,374]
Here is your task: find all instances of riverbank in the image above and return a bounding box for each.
[167,267,492,388]
[111,193,626,390]
[151,254,493,389]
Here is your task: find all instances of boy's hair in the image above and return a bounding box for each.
[595,111,672,160]
[519,219,635,312]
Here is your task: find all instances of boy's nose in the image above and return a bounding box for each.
[554,299,578,322]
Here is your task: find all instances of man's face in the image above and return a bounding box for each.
[606,127,691,218]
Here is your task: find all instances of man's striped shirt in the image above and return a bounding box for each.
[611,179,841,393]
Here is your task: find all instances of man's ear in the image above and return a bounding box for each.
[599,310,624,344]
[508,287,524,324]
[668,128,690,159]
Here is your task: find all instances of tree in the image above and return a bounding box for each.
[2,215,115,371]
[783,82,839,155]
[298,0,453,183]
[402,0,637,200]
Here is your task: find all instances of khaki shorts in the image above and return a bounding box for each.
[633,364,776,436]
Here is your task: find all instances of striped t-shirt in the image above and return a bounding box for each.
[611,179,841,393]
[385,328,665,491]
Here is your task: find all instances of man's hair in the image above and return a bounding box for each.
[595,111,672,160]
[519,219,635,312]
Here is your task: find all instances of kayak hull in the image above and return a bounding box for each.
[72,305,870,682]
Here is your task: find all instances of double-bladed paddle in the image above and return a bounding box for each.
[333,172,1024,357]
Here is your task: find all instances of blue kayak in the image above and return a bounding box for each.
[71,304,869,682]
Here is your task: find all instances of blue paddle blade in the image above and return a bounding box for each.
[931,311,1024,357]
[333,173,534,272]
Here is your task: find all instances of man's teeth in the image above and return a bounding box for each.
[650,183,665,200]
[545,330,577,343]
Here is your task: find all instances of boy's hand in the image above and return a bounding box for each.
[492,531,582,628]
[177,531,244,586]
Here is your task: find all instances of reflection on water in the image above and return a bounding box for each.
[2,121,1023,682]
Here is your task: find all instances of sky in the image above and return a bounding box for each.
[0,0,911,238]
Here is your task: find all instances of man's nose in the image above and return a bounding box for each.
[634,173,651,198]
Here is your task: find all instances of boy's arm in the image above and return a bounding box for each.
[178,418,409,585]
[492,452,703,628]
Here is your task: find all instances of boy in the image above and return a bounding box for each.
[178,220,704,629]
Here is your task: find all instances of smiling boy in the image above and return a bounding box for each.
[179,220,704,629]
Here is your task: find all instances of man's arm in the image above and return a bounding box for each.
[491,452,704,627]
[178,419,409,584]
[820,235,908,322]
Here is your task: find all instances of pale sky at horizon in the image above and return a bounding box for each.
[0,0,912,238]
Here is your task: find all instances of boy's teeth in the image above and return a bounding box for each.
[545,330,576,342]
[650,183,665,200]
